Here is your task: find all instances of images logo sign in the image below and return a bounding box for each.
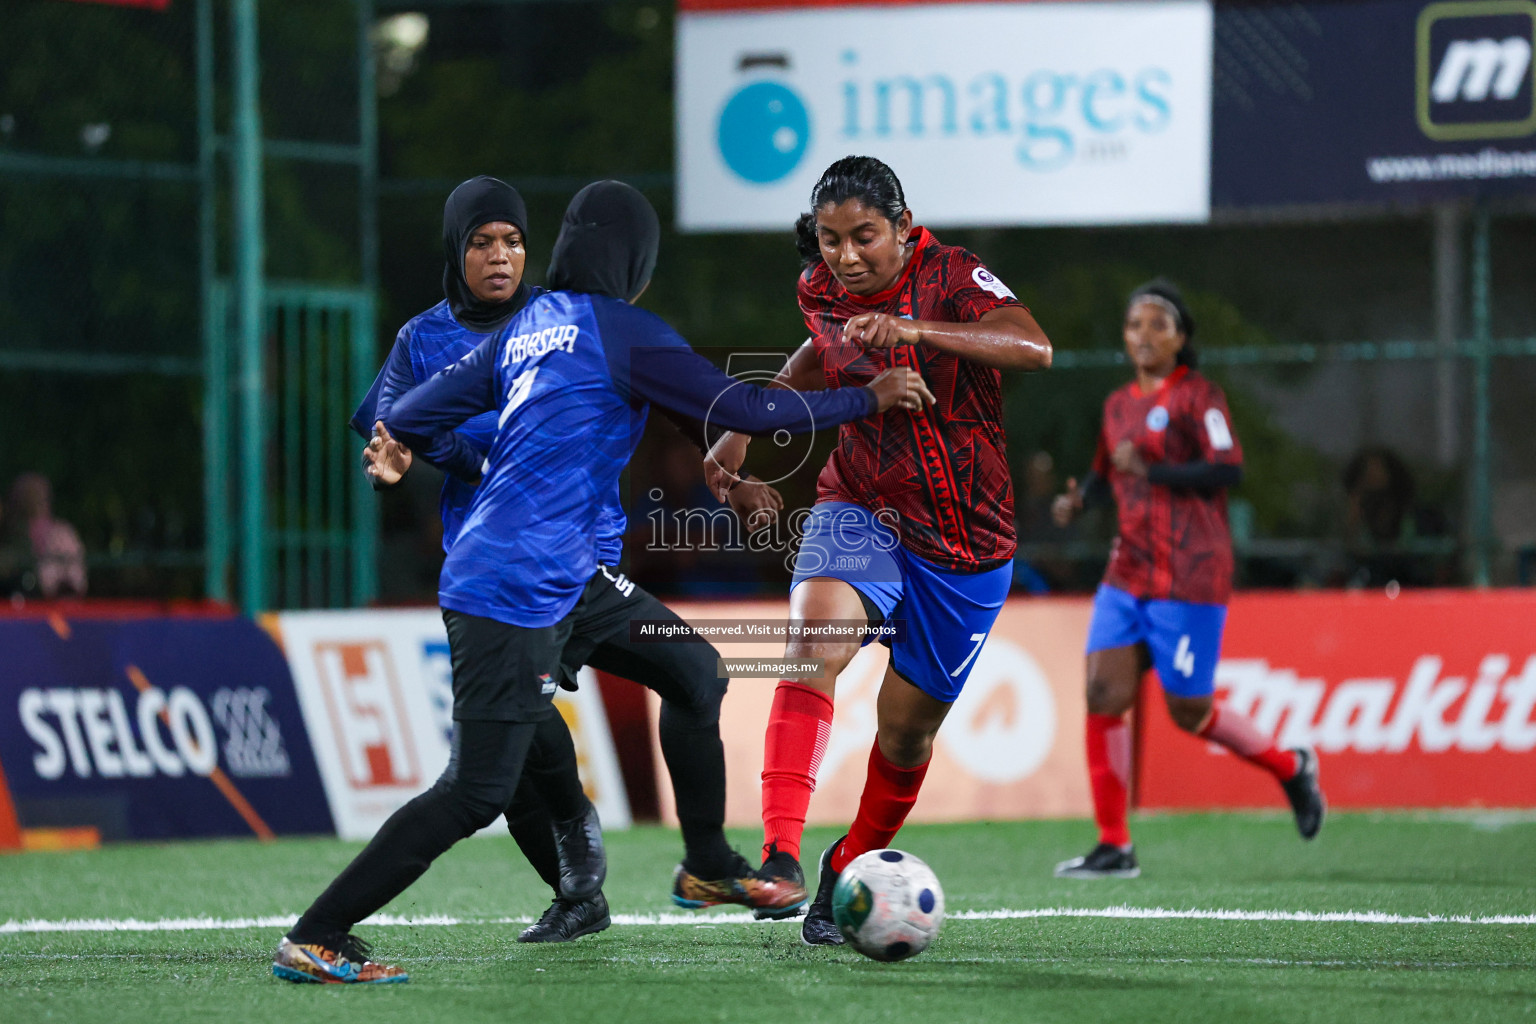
[1418,0,1536,140]
[718,81,811,184]
[678,3,1211,230]
[834,52,1173,173]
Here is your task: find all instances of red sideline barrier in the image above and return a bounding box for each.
[592,670,660,821]
[1137,591,1536,811]
[0,599,233,621]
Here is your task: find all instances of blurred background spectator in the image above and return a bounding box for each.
[1014,451,1078,594]
[1336,446,1452,588]
[1,473,88,600]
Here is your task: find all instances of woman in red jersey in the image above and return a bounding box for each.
[706,155,1052,945]
[1051,280,1325,880]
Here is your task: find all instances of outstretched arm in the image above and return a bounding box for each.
[703,339,824,500]
[651,400,784,532]
[382,335,500,466]
[844,305,1052,371]
[355,329,491,486]
[599,305,930,436]
[635,346,937,436]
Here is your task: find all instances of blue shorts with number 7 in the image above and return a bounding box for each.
[790,502,1012,703]
[1085,583,1227,698]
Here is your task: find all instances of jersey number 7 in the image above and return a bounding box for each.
[950,633,988,678]
[498,367,540,428]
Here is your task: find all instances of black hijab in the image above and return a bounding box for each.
[442,175,531,332]
[545,181,660,300]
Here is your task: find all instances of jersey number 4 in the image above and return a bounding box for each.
[1173,634,1196,677]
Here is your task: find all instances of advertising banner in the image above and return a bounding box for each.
[0,615,333,840]
[270,610,630,840]
[676,0,1213,230]
[1212,0,1536,208]
[649,599,1095,828]
[1137,591,1536,810]
[60,0,173,10]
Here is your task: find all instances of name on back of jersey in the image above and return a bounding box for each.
[501,323,580,367]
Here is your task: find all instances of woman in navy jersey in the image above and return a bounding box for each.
[1051,280,1325,880]
[344,176,615,953]
[348,177,792,950]
[706,155,1053,944]
[273,182,917,984]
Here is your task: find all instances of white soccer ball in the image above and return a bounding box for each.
[831,848,945,962]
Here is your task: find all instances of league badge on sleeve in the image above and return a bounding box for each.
[971,267,1016,300]
[1204,408,1234,450]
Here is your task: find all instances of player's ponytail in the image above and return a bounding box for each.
[1128,278,1199,369]
[793,211,821,267]
[808,155,908,229]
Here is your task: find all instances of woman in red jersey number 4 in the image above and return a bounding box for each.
[706,156,1052,944]
[1052,280,1325,880]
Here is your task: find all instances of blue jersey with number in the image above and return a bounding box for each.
[350,294,626,562]
[386,290,877,627]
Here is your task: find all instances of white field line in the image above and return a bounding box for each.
[0,952,1526,971]
[2,905,1533,935]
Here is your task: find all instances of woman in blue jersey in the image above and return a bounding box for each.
[347,176,621,945]
[272,181,930,984]
[354,177,797,946]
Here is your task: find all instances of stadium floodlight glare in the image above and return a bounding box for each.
[376,12,429,52]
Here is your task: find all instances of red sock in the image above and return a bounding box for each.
[1198,704,1298,781]
[761,680,834,862]
[1086,713,1132,847]
[832,743,930,872]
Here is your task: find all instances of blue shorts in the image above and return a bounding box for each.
[790,502,1012,703]
[1085,583,1227,698]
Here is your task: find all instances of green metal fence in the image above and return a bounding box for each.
[2,0,1530,609]
[206,282,378,609]
[0,0,380,610]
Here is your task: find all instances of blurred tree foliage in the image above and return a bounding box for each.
[0,0,1477,598]
[1,2,204,595]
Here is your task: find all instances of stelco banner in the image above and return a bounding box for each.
[0,614,333,840]
[676,0,1213,230]
[1212,0,1536,207]
[269,610,630,840]
[1139,591,1536,810]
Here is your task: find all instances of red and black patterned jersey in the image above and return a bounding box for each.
[799,227,1023,572]
[1093,367,1244,605]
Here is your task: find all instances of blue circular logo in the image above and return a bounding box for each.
[717,82,810,184]
[1146,406,1169,432]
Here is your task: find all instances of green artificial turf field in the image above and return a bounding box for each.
[2,814,1533,1024]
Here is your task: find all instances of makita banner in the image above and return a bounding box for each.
[0,614,333,840]
[676,0,1213,229]
[269,610,631,840]
[1212,0,1536,208]
[1137,591,1536,810]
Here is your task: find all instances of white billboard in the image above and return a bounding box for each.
[270,610,630,840]
[677,0,1213,230]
